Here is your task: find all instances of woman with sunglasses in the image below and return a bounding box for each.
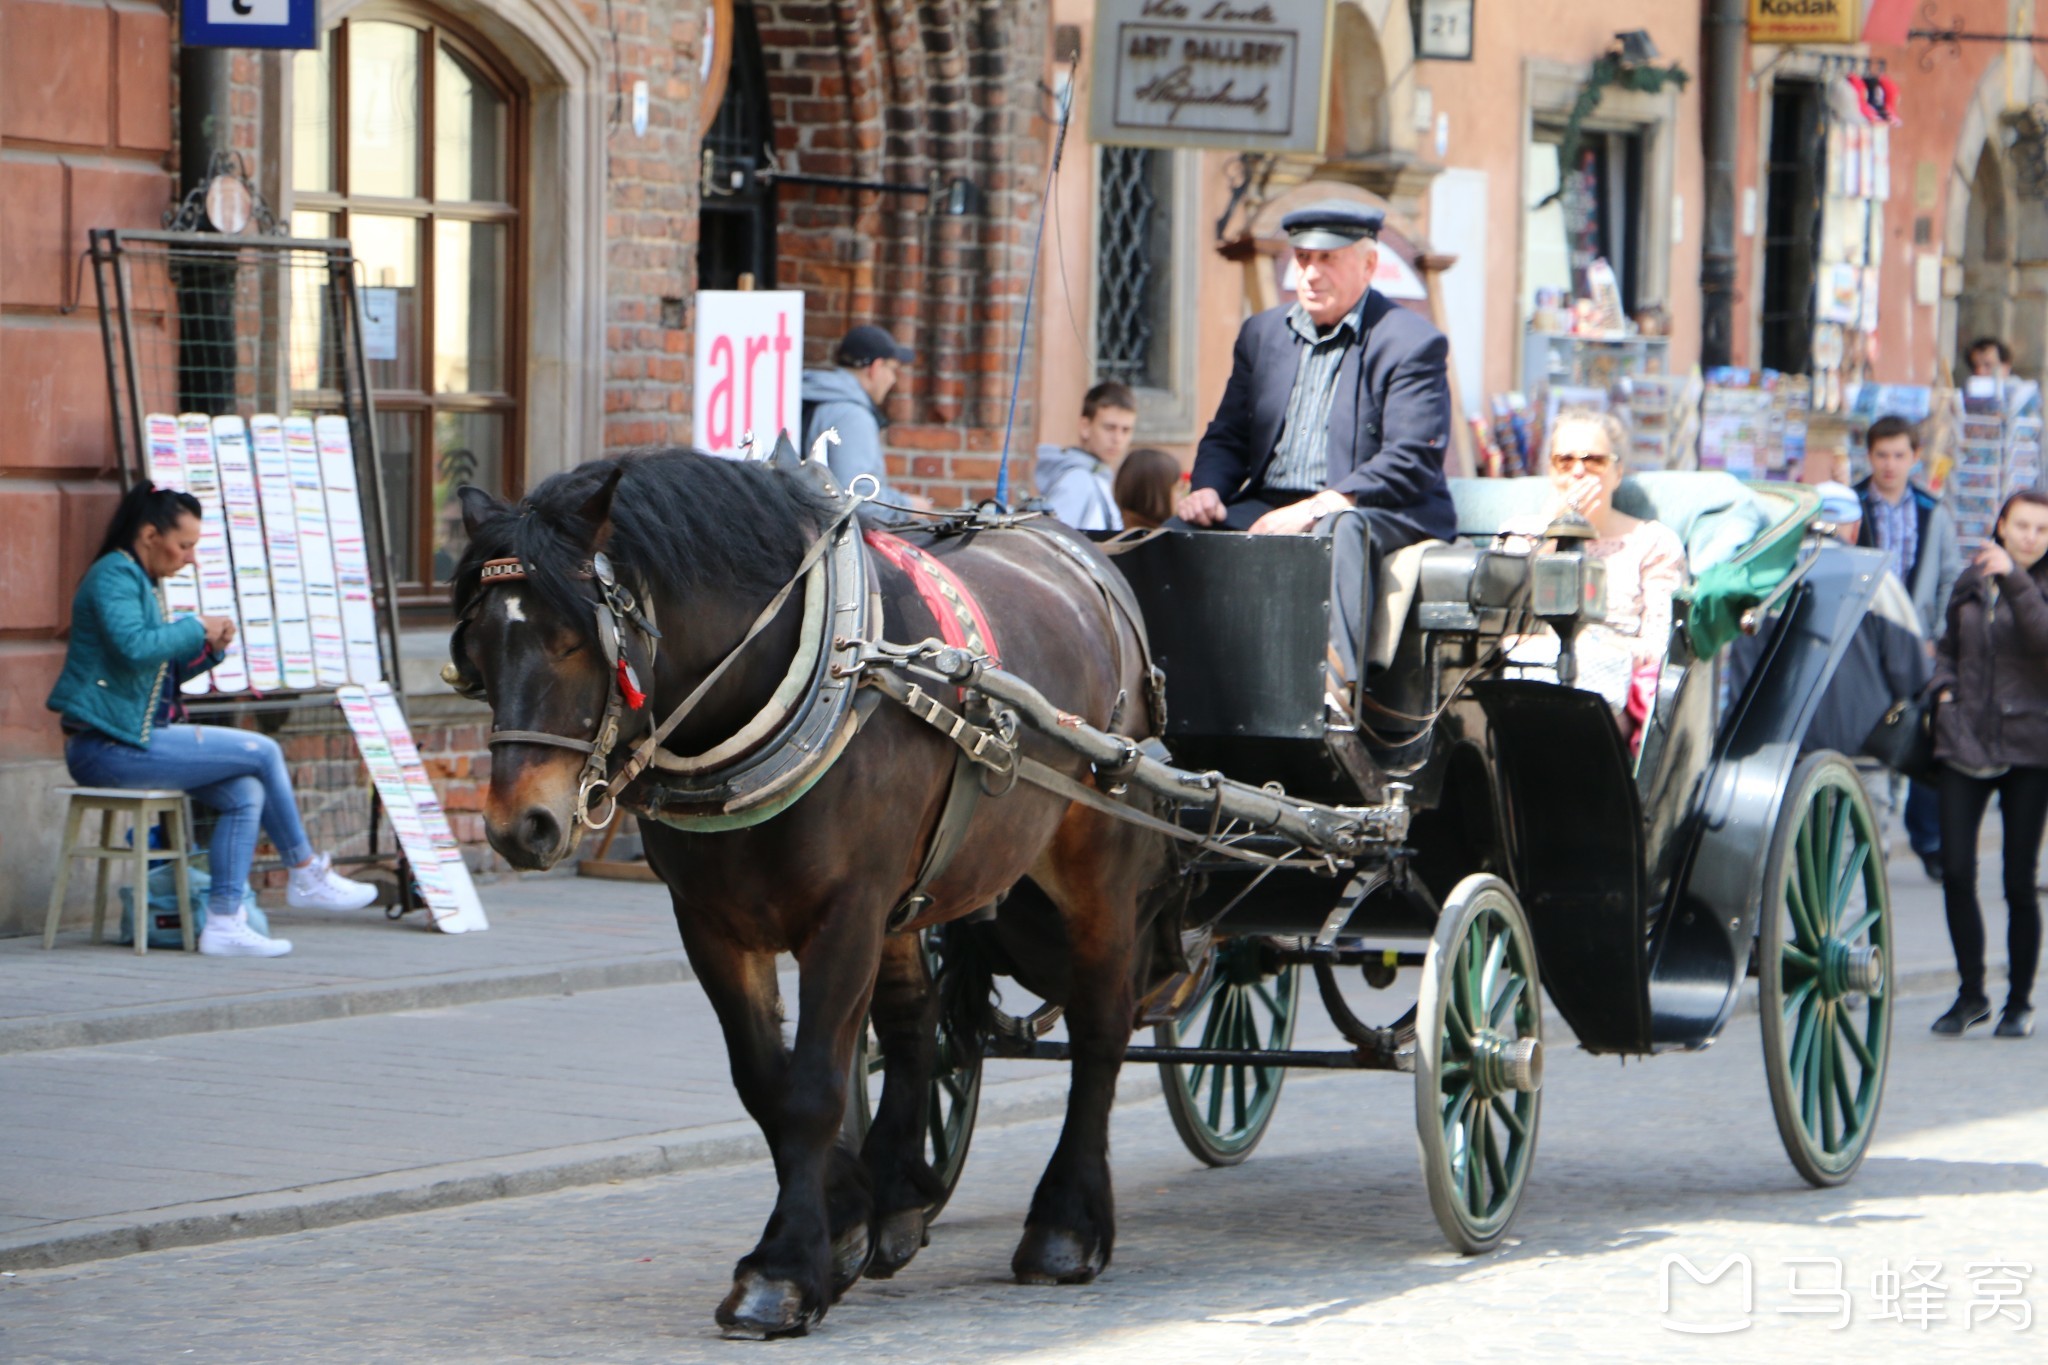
[1500,409,1686,735]
[1924,488,2048,1038]
[45,483,379,957]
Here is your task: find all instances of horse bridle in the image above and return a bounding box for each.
[450,551,660,831]
[450,500,862,832]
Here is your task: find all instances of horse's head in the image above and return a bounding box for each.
[448,465,629,870]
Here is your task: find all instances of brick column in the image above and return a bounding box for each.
[0,0,177,934]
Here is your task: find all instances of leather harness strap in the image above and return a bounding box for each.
[860,537,1007,931]
[864,529,1002,667]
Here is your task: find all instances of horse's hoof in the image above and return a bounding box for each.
[865,1209,928,1280]
[1011,1223,1107,1285]
[716,1272,818,1339]
[829,1220,874,1296]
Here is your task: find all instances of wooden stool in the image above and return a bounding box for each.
[42,788,197,955]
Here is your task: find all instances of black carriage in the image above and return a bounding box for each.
[865,472,1896,1254]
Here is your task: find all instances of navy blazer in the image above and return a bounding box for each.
[1192,290,1458,548]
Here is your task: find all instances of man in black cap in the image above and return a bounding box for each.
[1175,198,1457,682]
[801,323,932,518]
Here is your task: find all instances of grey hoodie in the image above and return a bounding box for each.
[801,368,911,521]
[1034,443,1123,532]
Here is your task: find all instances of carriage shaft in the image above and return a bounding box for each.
[1010,1040,1412,1073]
[911,648,1409,858]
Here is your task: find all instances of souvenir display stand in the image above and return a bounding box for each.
[1950,380,2044,551]
[89,220,485,932]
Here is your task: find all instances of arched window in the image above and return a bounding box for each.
[698,1,777,290]
[292,10,525,592]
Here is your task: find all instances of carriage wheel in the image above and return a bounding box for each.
[1760,752,1893,1188]
[1156,939,1300,1166]
[844,927,984,1221]
[1414,874,1543,1255]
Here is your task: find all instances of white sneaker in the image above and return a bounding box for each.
[287,853,381,911]
[198,910,293,958]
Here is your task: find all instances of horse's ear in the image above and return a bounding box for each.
[574,464,625,553]
[457,485,506,537]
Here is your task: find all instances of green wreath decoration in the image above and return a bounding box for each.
[1538,53,1691,207]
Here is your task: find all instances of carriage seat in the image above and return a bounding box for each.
[1446,472,1769,577]
[1382,473,1774,665]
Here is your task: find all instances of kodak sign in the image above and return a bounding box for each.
[1749,0,1860,45]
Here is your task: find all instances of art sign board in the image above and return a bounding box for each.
[1090,0,1335,154]
[692,291,805,457]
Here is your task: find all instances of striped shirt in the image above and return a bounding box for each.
[1260,295,1369,496]
[1868,488,1919,587]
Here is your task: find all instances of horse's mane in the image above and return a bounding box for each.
[450,449,838,634]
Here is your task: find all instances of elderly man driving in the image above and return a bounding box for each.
[1176,201,1458,685]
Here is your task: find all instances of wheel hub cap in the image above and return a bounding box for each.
[1470,1031,1542,1097]
[1822,938,1884,999]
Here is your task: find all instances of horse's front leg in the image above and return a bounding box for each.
[1013,817,1143,1284]
[859,928,946,1278]
[718,894,886,1338]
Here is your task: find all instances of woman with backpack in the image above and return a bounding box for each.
[45,483,379,957]
[1926,488,2048,1038]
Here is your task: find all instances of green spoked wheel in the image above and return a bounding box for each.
[844,928,984,1221]
[1760,752,1893,1188]
[1415,874,1543,1255]
[1156,940,1300,1166]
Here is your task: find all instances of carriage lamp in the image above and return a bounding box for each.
[1528,527,1610,690]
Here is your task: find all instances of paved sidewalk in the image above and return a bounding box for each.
[0,849,1984,1274]
[2,874,691,1053]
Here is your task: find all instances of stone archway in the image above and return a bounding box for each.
[1320,2,1431,216]
[1941,58,2048,380]
[1957,145,2013,374]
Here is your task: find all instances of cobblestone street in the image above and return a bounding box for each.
[5,984,2043,1364]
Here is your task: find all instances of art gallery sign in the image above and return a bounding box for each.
[1091,0,1336,153]
[1747,0,1859,46]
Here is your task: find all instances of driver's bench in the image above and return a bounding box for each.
[1112,473,1773,803]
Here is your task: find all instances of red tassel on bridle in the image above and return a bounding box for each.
[618,657,647,710]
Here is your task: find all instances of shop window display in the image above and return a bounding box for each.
[293,16,524,595]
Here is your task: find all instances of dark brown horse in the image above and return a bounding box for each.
[450,451,1168,1336]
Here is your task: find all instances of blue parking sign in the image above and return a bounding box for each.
[182,0,319,51]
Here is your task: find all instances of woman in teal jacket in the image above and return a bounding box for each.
[48,484,377,956]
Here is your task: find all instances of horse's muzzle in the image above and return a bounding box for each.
[486,803,575,871]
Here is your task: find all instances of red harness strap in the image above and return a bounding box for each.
[863,529,1001,666]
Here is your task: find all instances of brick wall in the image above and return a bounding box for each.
[0,0,176,766]
[597,0,708,450]
[1,0,1056,931]
[756,0,1051,503]
[594,0,1054,497]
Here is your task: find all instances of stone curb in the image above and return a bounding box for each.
[0,1067,1161,1274]
[0,953,694,1056]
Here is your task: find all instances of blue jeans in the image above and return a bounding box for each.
[65,725,315,916]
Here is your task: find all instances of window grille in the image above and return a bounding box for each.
[1095,146,1171,391]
